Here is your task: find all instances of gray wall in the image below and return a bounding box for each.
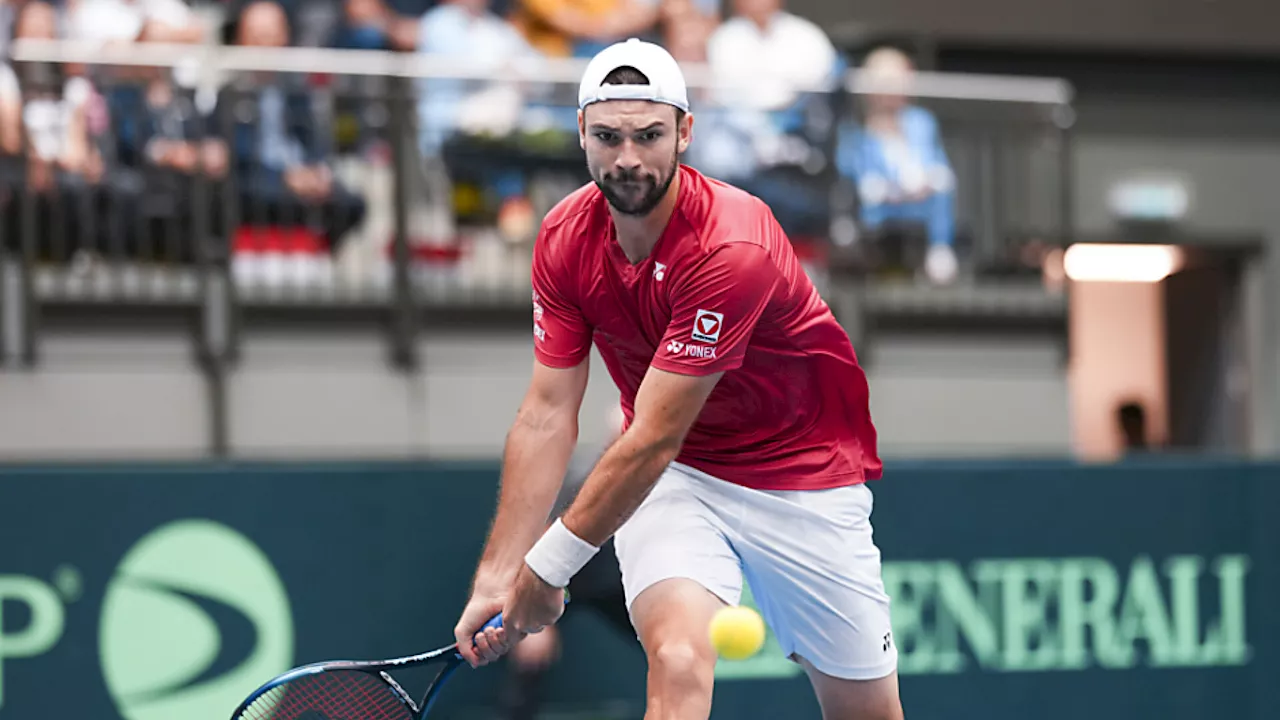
[866,336,1070,458]
[797,0,1280,56]
[0,326,1073,460]
[225,331,625,459]
[0,332,208,459]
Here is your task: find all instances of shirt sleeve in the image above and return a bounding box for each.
[531,228,593,368]
[651,242,778,377]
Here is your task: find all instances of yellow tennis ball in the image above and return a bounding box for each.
[708,605,766,660]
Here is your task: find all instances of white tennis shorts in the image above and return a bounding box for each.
[613,462,898,681]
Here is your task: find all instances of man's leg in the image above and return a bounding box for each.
[630,579,725,720]
[613,467,744,720]
[500,625,560,720]
[716,477,902,719]
[798,658,903,720]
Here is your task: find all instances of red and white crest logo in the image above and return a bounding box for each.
[691,309,724,344]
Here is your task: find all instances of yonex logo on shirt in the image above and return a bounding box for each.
[666,340,716,359]
[692,309,724,344]
[654,262,667,281]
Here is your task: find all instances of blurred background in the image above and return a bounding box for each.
[0,0,1276,718]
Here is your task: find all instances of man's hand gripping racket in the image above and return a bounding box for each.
[229,602,562,720]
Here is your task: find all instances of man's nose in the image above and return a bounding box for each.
[615,140,643,172]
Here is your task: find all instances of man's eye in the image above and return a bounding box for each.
[594,132,618,144]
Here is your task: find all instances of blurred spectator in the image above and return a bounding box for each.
[66,0,205,44]
[659,0,718,31]
[705,0,837,113]
[111,76,222,177]
[0,1,15,59]
[1117,400,1150,452]
[105,68,228,262]
[415,0,539,241]
[0,0,115,261]
[0,69,20,159]
[12,1,102,192]
[415,0,538,154]
[341,0,432,50]
[53,0,215,262]
[836,47,958,284]
[507,0,673,59]
[659,0,716,68]
[216,0,366,251]
[691,0,836,236]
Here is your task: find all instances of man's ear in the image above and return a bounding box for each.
[578,109,586,150]
[677,111,694,154]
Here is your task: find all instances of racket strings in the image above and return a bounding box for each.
[236,669,415,720]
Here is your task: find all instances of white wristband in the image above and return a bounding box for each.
[524,519,599,588]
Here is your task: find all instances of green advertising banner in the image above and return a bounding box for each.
[0,459,1276,719]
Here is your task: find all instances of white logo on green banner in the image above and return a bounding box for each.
[99,519,293,720]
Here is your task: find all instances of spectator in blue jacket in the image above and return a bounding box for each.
[838,46,958,283]
[214,1,366,252]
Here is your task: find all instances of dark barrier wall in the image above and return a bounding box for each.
[0,459,1277,720]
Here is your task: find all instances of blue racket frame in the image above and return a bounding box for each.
[230,614,503,720]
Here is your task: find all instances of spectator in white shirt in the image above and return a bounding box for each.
[13,1,101,189]
[415,0,545,242]
[66,0,204,44]
[415,0,542,155]
[689,0,837,239]
[705,0,838,113]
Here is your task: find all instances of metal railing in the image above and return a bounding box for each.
[0,40,1075,378]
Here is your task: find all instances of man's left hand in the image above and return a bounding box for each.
[502,563,567,641]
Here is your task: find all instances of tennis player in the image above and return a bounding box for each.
[454,38,903,720]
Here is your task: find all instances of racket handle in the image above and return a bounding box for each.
[478,593,568,635]
[465,595,570,653]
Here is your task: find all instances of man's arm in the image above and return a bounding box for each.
[474,358,590,588]
[560,366,720,546]
[454,357,587,664]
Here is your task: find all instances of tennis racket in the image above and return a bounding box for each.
[229,614,505,720]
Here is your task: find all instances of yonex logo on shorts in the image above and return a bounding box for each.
[692,310,724,344]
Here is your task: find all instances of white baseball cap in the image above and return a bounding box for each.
[577,38,690,113]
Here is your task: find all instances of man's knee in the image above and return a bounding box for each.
[649,639,715,685]
[630,579,725,718]
[644,637,717,720]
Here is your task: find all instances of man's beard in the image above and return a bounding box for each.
[593,153,679,217]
